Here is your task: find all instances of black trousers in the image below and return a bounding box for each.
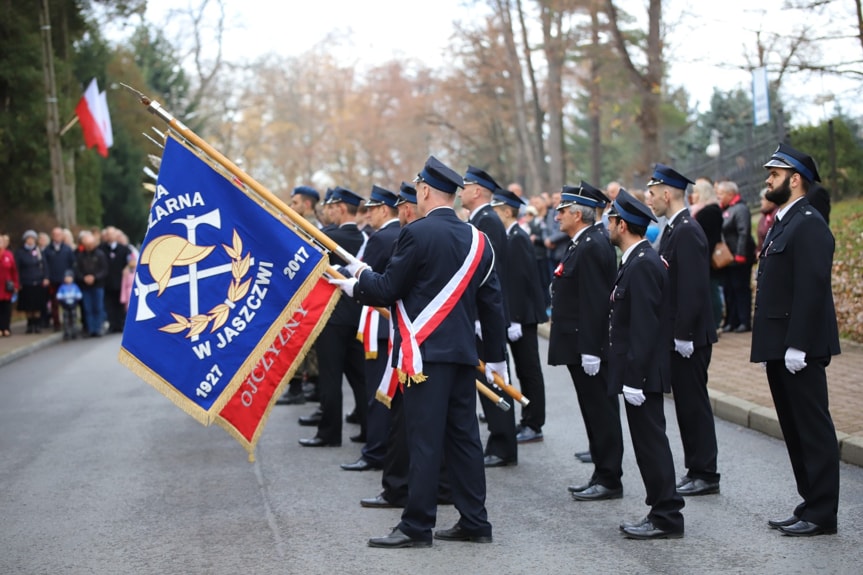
[315,323,366,443]
[766,359,839,528]
[104,288,126,332]
[567,364,623,488]
[361,345,391,466]
[380,390,451,506]
[722,264,752,329]
[477,338,517,461]
[509,324,546,431]
[670,345,720,482]
[625,393,685,532]
[398,362,490,541]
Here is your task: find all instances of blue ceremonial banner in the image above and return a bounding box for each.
[119,135,330,425]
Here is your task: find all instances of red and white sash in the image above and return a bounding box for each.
[357,306,380,359]
[394,226,485,384]
[374,318,401,407]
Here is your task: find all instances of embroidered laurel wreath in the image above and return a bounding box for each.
[159,230,252,337]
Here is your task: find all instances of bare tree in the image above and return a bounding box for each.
[604,0,664,175]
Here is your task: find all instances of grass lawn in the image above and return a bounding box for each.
[831,197,863,343]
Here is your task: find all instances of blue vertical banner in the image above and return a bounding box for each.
[752,66,770,127]
[119,135,330,426]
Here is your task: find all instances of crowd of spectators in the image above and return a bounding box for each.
[0,225,137,339]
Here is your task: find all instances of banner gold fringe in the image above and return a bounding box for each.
[213,278,341,456]
[375,389,393,409]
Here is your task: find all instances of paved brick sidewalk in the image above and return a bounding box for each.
[709,330,863,437]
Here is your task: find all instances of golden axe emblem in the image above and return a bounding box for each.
[136,208,252,341]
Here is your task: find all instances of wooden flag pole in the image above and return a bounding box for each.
[477,360,530,406]
[121,84,358,267]
[476,380,511,411]
[58,114,79,137]
[122,85,503,403]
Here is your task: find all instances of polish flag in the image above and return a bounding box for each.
[75,78,112,157]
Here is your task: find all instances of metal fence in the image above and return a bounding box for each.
[681,136,779,207]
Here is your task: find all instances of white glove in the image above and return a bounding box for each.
[581,354,600,376]
[507,322,523,342]
[674,339,694,358]
[784,347,807,374]
[485,360,509,388]
[622,385,646,407]
[327,277,357,298]
[344,258,369,278]
[475,320,483,340]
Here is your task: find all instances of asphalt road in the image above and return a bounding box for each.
[1,334,862,575]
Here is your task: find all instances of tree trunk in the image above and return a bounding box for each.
[604,0,663,176]
[589,1,602,185]
[496,0,546,195]
[541,5,566,191]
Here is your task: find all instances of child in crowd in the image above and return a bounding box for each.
[56,270,83,340]
[119,252,136,314]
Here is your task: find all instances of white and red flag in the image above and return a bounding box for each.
[75,78,112,157]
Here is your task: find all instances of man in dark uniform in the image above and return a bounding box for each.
[461,165,517,468]
[548,184,623,501]
[645,164,721,497]
[298,186,367,447]
[566,180,612,464]
[99,226,132,333]
[359,182,455,509]
[607,189,685,540]
[330,156,508,548]
[753,143,840,537]
[341,185,402,472]
[490,188,548,443]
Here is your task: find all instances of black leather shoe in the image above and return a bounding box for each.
[434,523,492,543]
[516,426,544,443]
[675,476,690,489]
[778,520,837,537]
[574,450,593,463]
[767,515,799,529]
[368,527,431,548]
[567,482,591,494]
[341,458,379,471]
[298,436,340,447]
[275,391,306,405]
[484,454,517,468]
[571,484,623,501]
[734,325,751,333]
[361,494,400,508]
[298,411,322,426]
[350,433,367,443]
[676,478,720,496]
[345,410,360,424]
[621,520,683,540]
[721,324,735,333]
[619,516,651,532]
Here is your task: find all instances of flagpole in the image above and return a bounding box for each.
[121,84,359,266]
[58,114,79,137]
[121,85,505,403]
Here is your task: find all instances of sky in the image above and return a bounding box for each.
[132,0,861,125]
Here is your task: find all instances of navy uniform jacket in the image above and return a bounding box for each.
[608,240,671,393]
[326,223,365,326]
[548,225,617,364]
[751,199,840,362]
[658,210,717,347]
[355,207,507,366]
[505,223,547,326]
[362,219,401,336]
[470,204,508,316]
